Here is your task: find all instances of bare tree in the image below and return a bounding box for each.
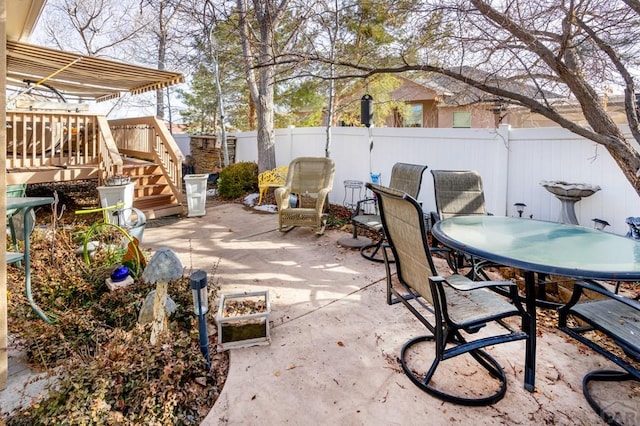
[237,0,284,171]
[310,0,640,195]
[138,0,186,119]
[187,0,231,165]
[33,0,188,119]
[236,0,319,172]
[34,0,143,57]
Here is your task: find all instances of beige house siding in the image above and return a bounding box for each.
[437,105,506,129]
[386,76,630,129]
[386,76,510,129]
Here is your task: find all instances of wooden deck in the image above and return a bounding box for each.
[6,112,186,219]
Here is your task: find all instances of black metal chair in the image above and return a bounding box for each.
[351,163,427,262]
[369,182,531,406]
[558,281,640,426]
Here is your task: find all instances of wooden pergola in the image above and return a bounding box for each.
[6,40,184,102]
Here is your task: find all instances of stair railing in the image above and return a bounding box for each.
[108,116,184,202]
[96,116,124,183]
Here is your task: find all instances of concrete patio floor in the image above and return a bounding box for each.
[143,202,632,425]
[2,201,636,424]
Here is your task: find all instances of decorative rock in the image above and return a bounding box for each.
[76,241,100,256]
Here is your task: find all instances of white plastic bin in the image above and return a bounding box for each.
[184,174,209,217]
[97,182,135,225]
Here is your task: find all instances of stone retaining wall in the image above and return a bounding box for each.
[189,135,237,175]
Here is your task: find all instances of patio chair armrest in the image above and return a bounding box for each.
[436,274,515,292]
[430,211,441,224]
[353,197,376,216]
[274,186,291,208]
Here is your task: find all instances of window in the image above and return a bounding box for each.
[452,111,471,128]
[404,104,423,127]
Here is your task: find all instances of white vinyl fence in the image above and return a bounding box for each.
[231,125,640,236]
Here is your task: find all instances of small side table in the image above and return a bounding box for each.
[343,180,363,211]
[6,196,54,322]
[338,180,373,250]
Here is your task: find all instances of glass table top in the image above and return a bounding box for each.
[7,196,54,209]
[432,216,640,281]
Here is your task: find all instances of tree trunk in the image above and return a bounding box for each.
[156,34,166,119]
[256,64,276,172]
[605,139,640,196]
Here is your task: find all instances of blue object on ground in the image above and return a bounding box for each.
[111,265,131,282]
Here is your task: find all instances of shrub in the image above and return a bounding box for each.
[216,162,259,199]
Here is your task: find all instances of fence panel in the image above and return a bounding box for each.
[232,125,640,235]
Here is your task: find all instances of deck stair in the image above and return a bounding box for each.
[122,158,184,219]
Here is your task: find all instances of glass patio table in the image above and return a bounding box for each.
[431,215,640,392]
[6,196,54,322]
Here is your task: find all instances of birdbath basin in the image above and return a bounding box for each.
[540,181,601,225]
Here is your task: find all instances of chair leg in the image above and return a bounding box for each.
[400,335,509,406]
[360,233,394,263]
[582,370,638,426]
[360,240,384,262]
[315,219,327,235]
[8,216,22,267]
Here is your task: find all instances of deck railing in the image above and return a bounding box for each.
[7,110,96,168]
[96,116,124,182]
[5,111,182,194]
[5,110,124,184]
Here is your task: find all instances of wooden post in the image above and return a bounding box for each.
[1,0,8,391]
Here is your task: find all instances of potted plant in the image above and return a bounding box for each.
[216,290,271,350]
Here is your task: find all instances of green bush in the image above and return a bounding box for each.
[216,162,258,199]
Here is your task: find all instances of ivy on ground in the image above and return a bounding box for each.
[5,226,228,425]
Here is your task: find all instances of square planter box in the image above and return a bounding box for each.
[216,290,271,350]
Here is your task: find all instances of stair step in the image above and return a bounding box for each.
[123,163,161,173]
[133,193,175,209]
[135,184,172,197]
[122,158,182,220]
[131,177,165,188]
[142,204,185,220]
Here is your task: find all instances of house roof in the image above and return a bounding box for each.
[6,40,184,102]
[405,68,562,106]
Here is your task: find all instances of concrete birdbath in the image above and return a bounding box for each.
[540,180,601,225]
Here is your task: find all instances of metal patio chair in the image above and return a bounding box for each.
[430,170,493,275]
[274,157,335,235]
[558,281,640,425]
[351,162,427,262]
[369,183,530,406]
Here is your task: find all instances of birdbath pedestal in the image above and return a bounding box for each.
[540,181,601,225]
